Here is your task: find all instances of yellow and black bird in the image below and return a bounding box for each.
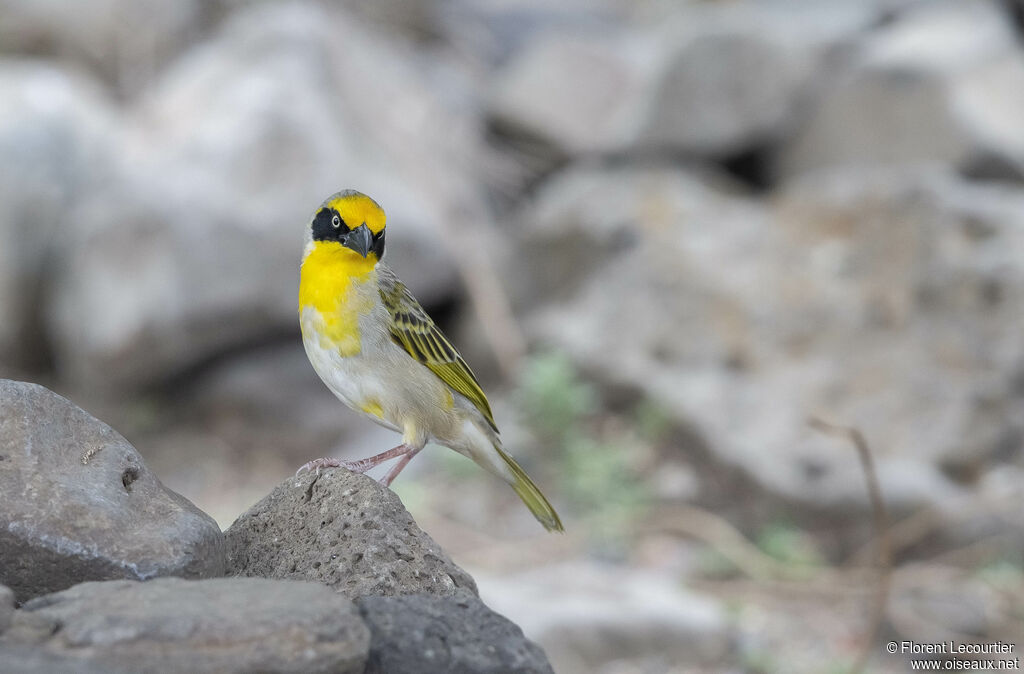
[297,189,563,532]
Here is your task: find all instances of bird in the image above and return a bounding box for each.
[296,189,563,532]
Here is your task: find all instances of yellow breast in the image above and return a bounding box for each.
[299,241,377,357]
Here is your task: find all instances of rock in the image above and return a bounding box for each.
[45,2,466,390]
[0,578,370,674]
[633,0,917,159]
[0,645,118,674]
[780,0,1024,179]
[503,162,756,312]
[0,60,116,373]
[433,0,629,69]
[0,585,13,633]
[894,466,1024,561]
[513,163,1024,523]
[0,380,225,602]
[225,468,478,599]
[632,15,822,156]
[358,594,554,674]
[0,0,217,94]
[890,568,998,639]
[45,176,301,390]
[486,2,879,161]
[487,29,656,156]
[475,563,730,673]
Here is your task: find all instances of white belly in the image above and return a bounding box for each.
[300,304,462,444]
[299,300,510,482]
[301,315,401,433]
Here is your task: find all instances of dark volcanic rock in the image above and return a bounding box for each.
[0,380,225,602]
[358,594,554,674]
[1,381,545,673]
[0,577,369,674]
[225,469,478,599]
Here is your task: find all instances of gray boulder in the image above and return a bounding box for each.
[512,163,1024,520]
[486,2,879,160]
[780,0,1024,179]
[0,61,116,373]
[225,468,478,599]
[45,2,466,391]
[487,29,656,156]
[358,594,554,674]
[503,162,756,314]
[476,563,730,672]
[634,1,928,159]
[0,578,370,674]
[632,10,829,156]
[0,0,216,94]
[771,166,1024,485]
[0,645,118,674]
[0,380,225,602]
[45,174,302,390]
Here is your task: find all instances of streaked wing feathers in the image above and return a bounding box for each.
[378,267,497,431]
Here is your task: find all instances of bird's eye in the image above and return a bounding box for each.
[331,215,342,229]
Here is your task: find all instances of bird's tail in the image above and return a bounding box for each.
[495,446,564,532]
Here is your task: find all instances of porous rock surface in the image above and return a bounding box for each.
[0,380,225,602]
[1,379,554,672]
[0,577,369,674]
[358,594,555,674]
[225,468,478,599]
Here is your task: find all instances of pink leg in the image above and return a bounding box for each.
[296,444,412,476]
[380,445,423,487]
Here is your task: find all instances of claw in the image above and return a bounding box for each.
[295,457,344,476]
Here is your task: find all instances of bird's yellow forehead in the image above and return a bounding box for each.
[325,192,386,235]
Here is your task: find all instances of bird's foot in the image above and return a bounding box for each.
[295,444,421,479]
[295,457,351,476]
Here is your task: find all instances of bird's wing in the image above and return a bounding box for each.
[378,266,497,431]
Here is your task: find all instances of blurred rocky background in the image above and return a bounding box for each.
[1,0,1023,671]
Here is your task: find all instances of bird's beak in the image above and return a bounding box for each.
[343,223,373,257]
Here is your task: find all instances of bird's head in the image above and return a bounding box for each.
[307,190,386,262]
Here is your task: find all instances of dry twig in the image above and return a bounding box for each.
[809,418,892,674]
[643,505,810,582]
